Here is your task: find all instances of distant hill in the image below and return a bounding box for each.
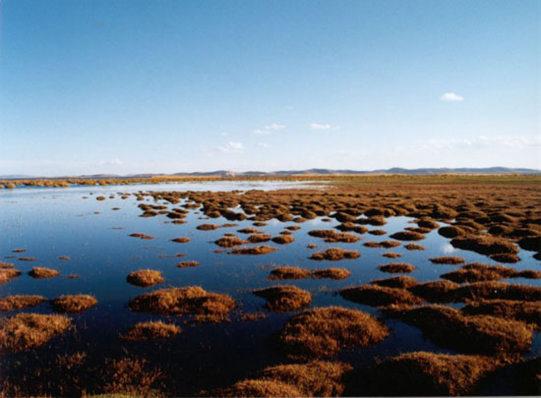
[1,167,539,180]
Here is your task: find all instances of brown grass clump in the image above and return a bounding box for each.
[0,295,47,311]
[308,230,360,243]
[120,321,181,341]
[380,240,401,248]
[438,225,465,238]
[196,223,220,231]
[171,236,190,243]
[409,280,461,302]
[310,248,360,261]
[462,300,541,329]
[215,235,247,247]
[129,232,154,240]
[371,275,418,289]
[441,263,517,283]
[269,266,311,280]
[0,261,15,268]
[254,285,312,312]
[405,243,425,250]
[0,268,21,284]
[28,266,59,279]
[231,245,277,255]
[518,235,541,252]
[378,262,416,273]
[177,260,199,268]
[385,304,533,354]
[58,255,71,261]
[101,357,164,396]
[368,229,386,236]
[451,235,519,255]
[0,313,71,352]
[258,360,352,396]
[221,379,302,397]
[429,256,465,264]
[489,253,520,263]
[382,252,401,258]
[367,352,498,396]
[51,294,97,313]
[272,234,295,244]
[248,233,271,243]
[18,256,37,261]
[127,269,164,287]
[417,218,440,229]
[390,231,425,241]
[279,306,389,358]
[237,227,261,234]
[129,286,235,322]
[452,281,541,302]
[341,285,422,306]
[312,268,351,280]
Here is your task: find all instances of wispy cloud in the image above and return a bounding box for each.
[98,158,123,166]
[253,122,286,135]
[217,141,244,153]
[309,122,339,130]
[440,92,464,102]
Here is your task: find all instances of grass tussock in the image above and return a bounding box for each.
[310,248,360,261]
[441,263,535,283]
[129,286,235,322]
[308,230,360,243]
[0,313,71,352]
[390,231,425,241]
[382,252,402,258]
[127,269,164,287]
[0,261,15,268]
[272,235,295,244]
[196,223,220,230]
[370,275,418,289]
[28,266,59,279]
[231,245,277,255]
[269,266,311,280]
[128,233,154,240]
[489,253,520,263]
[0,295,47,311]
[429,256,465,264]
[177,260,199,268]
[215,235,247,247]
[378,262,416,273]
[409,280,461,302]
[253,285,312,312]
[279,306,389,358]
[462,299,541,329]
[341,285,422,306]
[120,321,181,341]
[0,268,21,284]
[366,352,499,396]
[221,379,302,397]
[451,235,519,255]
[248,233,272,243]
[384,304,533,354]
[405,243,425,250]
[52,294,98,313]
[101,357,164,396]
[311,268,351,280]
[171,237,191,243]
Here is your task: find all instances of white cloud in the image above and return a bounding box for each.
[440,92,464,102]
[309,122,339,130]
[217,141,244,153]
[253,122,286,135]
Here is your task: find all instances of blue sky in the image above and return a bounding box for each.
[0,0,539,176]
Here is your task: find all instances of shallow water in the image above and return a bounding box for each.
[0,181,539,394]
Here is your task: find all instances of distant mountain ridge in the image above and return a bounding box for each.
[1,167,539,179]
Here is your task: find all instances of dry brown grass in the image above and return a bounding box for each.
[308,229,360,243]
[101,357,164,396]
[248,233,272,243]
[0,313,71,352]
[310,248,360,261]
[221,379,302,397]
[441,263,526,283]
[408,280,462,302]
[177,260,200,268]
[127,269,164,287]
[382,252,402,258]
[197,223,220,230]
[341,285,422,306]
[390,230,425,241]
[0,295,47,311]
[120,321,181,341]
[215,235,247,247]
[0,261,15,268]
[405,243,425,250]
[171,236,191,243]
[231,246,277,255]
[129,232,154,240]
[385,304,533,354]
[378,262,416,273]
[462,299,541,329]
[0,268,21,284]
[489,253,521,263]
[269,266,311,280]
[452,281,541,302]
[254,285,312,312]
[429,256,465,264]
[129,286,235,322]
[28,266,60,279]
[311,268,351,280]
[279,306,389,358]
[371,275,418,289]
[366,352,499,396]
[451,235,519,255]
[51,294,97,313]
[272,234,295,244]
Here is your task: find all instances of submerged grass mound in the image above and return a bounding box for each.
[311,268,351,280]
[341,285,422,306]
[390,231,425,241]
[0,313,71,352]
[215,235,247,247]
[129,286,235,322]
[378,262,416,273]
[370,275,418,289]
[269,266,311,280]
[231,245,277,255]
[279,306,389,358]
[120,321,181,341]
[366,352,499,396]
[127,269,164,287]
[429,256,465,264]
[462,299,541,329]
[451,235,519,255]
[28,266,60,279]
[0,268,21,284]
[253,285,312,312]
[384,304,533,355]
[310,248,360,261]
[51,294,97,313]
[0,295,47,311]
